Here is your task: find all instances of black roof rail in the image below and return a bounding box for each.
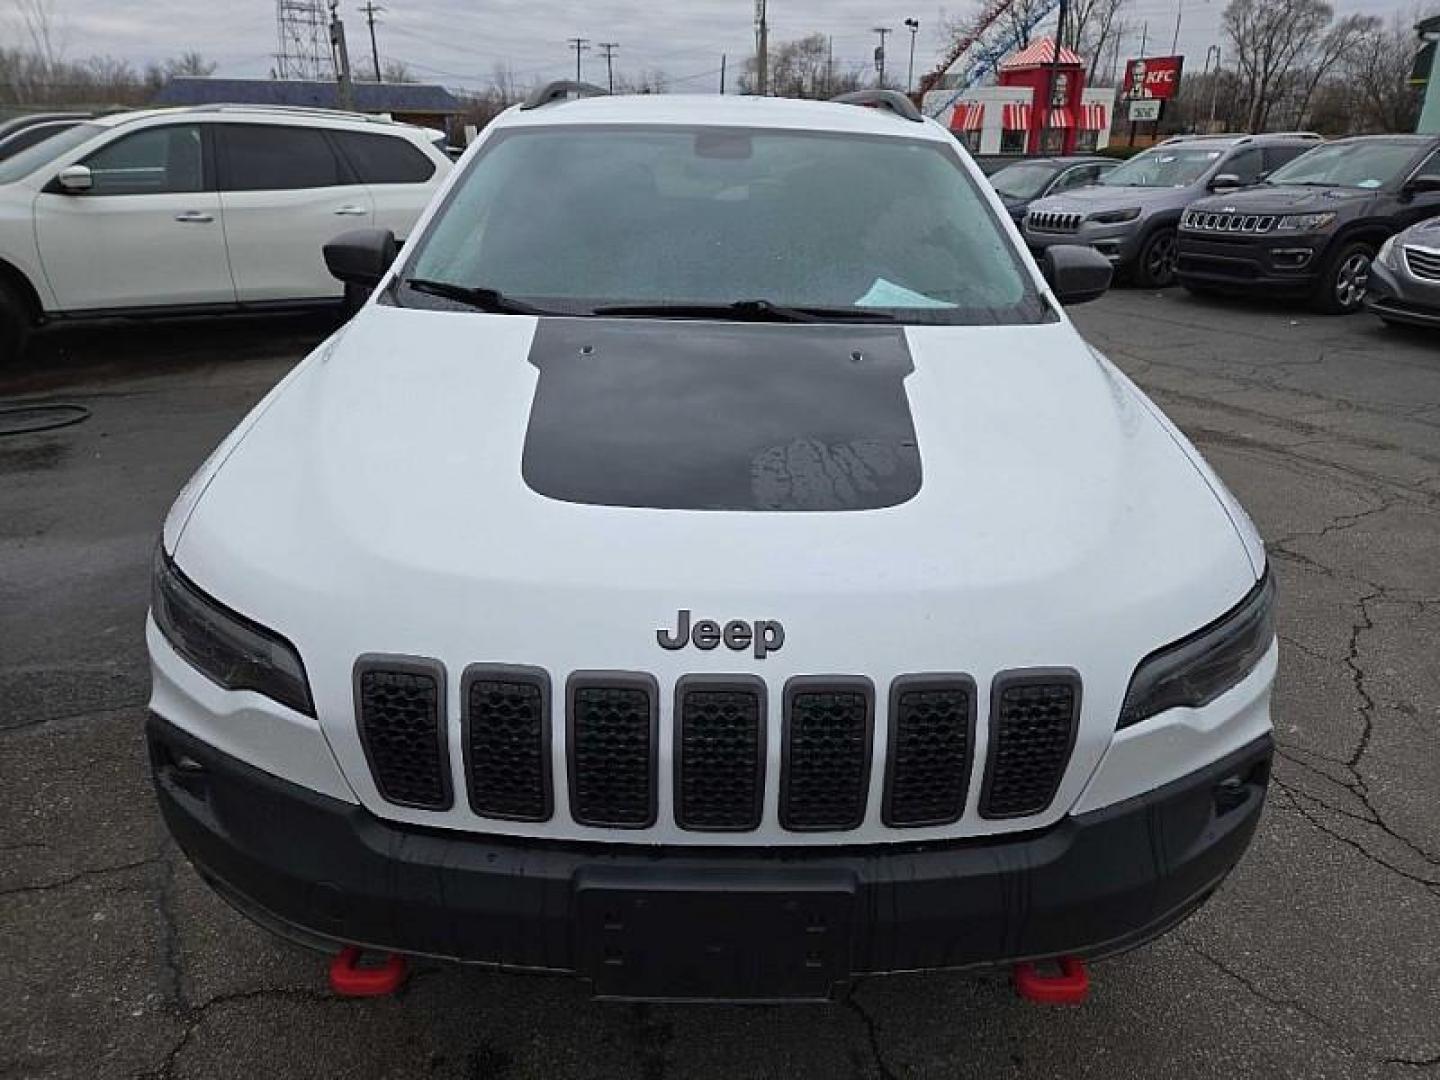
[830,89,923,123]
[521,80,609,111]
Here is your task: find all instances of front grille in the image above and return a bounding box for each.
[567,674,658,828]
[980,672,1081,819]
[780,678,874,831]
[1027,210,1083,234]
[675,677,765,831]
[1404,245,1440,282]
[883,677,976,827]
[355,657,450,810]
[1182,210,1276,234]
[462,666,551,821]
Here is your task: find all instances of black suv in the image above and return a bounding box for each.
[1177,135,1440,313]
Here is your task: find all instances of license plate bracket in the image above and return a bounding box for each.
[574,868,856,1002]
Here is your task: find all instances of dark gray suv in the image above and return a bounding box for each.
[1024,133,1322,287]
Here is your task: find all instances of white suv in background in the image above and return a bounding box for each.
[0,105,451,359]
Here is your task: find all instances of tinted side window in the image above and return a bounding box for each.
[1410,150,1440,182]
[1050,166,1090,194]
[81,125,204,195]
[1223,147,1263,184]
[333,132,435,184]
[219,124,344,191]
[0,122,74,162]
[1262,144,1310,174]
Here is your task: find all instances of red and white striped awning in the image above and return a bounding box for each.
[1079,102,1110,130]
[1047,107,1074,129]
[1002,102,1032,130]
[1000,37,1084,70]
[949,101,986,132]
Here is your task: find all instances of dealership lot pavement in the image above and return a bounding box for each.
[2,293,1438,1079]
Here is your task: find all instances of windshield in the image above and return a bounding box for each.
[1100,145,1224,188]
[990,161,1059,200]
[399,126,1047,325]
[1265,142,1419,189]
[0,122,101,184]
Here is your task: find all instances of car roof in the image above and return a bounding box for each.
[1325,133,1437,146]
[492,93,955,142]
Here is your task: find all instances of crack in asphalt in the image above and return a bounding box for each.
[1387,1053,1440,1069]
[844,990,901,1080]
[1182,940,1362,1056]
[1275,785,1440,897]
[0,698,148,735]
[0,851,164,899]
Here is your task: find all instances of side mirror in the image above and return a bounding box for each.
[1405,175,1440,197]
[323,227,397,288]
[55,164,93,193]
[1209,172,1243,191]
[1042,245,1113,305]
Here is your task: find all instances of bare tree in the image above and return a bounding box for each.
[739,34,865,98]
[1286,13,1372,128]
[1063,0,1127,82]
[1334,13,1426,132]
[166,51,217,78]
[11,0,63,68]
[1223,0,1334,131]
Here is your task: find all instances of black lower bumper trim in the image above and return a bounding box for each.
[148,714,1272,1001]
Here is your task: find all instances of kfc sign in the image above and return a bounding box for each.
[1124,55,1184,101]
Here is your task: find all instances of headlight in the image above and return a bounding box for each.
[1275,212,1336,232]
[1118,571,1275,730]
[152,549,315,716]
[1377,235,1399,270]
[1088,207,1142,225]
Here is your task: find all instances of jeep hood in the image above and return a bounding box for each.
[1030,184,1189,215]
[167,304,1259,839]
[1189,184,1377,214]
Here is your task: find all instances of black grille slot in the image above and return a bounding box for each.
[567,674,657,828]
[462,666,552,822]
[980,671,1081,819]
[675,677,765,832]
[884,676,976,827]
[780,678,874,831]
[354,657,450,810]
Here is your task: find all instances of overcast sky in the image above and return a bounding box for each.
[18,0,1423,92]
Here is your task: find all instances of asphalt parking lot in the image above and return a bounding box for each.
[2,291,1438,1080]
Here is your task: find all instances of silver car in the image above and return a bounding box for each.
[1367,216,1440,329]
[1024,133,1321,287]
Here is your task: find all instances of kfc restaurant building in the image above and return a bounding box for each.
[944,38,1115,156]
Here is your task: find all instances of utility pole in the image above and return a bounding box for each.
[755,0,768,96]
[1205,44,1222,130]
[719,53,727,94]
[873,27,891,87]
[904,18,919,93]
[826,36,834,95]
[1044,0,1069,153]
[329,0,355,110]
[568,37,590,84]
[1170,0,1182,55]
[598,42,618,93]
[360,0,382,82]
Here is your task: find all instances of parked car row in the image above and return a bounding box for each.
[0,104,452,359]
[988,131,1440,324]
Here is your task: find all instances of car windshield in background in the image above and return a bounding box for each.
[0,122,100,184]
[1265,142,1419,189]
[1100,146,1223,188]
[990,162,1059,200]
[399,126,1048,325]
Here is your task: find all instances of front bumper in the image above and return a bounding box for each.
[1025,221,1143,266]
[1364,259,1440,327]
[149,713,1273,1002]
[1176,231,1328,292]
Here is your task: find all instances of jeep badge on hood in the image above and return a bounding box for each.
[658,610,785,659]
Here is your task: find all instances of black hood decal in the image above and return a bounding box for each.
[521,319,921,511]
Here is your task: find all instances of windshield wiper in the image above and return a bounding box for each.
[401,277,554,315]
[590,299,899,323]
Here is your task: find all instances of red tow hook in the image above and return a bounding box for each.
[328,945,409,997]
[1013,956,1090,1005]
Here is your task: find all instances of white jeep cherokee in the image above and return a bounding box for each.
[147,86,1276,1002]
[0,105,451,360]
